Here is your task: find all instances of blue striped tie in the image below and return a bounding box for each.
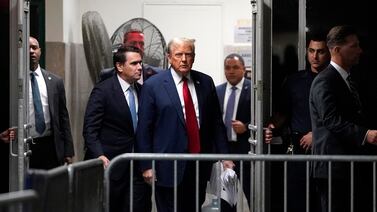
[224,86,237,140]
[128,86,137,132]
[30,72,46,134]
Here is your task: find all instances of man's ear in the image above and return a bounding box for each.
[115,62,122,72]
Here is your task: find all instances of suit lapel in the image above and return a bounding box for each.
[191,72,203,125]
[217,83,226,113]
[236,79,250,117]
[163,71,185,126]
[112,76,134,130]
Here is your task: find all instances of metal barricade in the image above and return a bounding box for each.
[26,166,70,212]
[24,159,104,212]
[69,159,104,212]
[0,189,37,212]
[105,153,377,212]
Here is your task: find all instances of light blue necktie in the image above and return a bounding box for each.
[30,72,46,134]
[128,86,137,132]
[224,86,237,140]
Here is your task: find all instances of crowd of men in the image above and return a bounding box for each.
[2,24,377,212]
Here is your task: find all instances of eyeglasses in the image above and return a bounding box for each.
[174,52,195,59]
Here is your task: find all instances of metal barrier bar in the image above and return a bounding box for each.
[105,153,377,212]
[0,189,37,207]
[283,161,287,212]
[350,161,354,212]
[68,158,104,212]
[306,161,310,212]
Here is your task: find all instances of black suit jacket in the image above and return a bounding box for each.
[83,74,141,179]
[216,78,251,153]
[309,64,368,178]
[41,68,74,164]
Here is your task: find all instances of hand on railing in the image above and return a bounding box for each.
[98,155,110,168]
[64,157,73,165]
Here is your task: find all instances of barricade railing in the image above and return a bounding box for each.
[24,158,104,212]
[26,165,70,212]
[0,189,37,212]
[105,153,377,212]
[69,159,104,212]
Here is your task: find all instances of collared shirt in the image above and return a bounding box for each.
[28,65,51,137]
[170,68,200,127]
[331,61,351,89]
[223,77,244,141]
[117,75,139,114]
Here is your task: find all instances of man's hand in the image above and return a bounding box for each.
[0,128,16,143]
[98,155,110,168]
[142,169,155,185]
[264,123,275,144]
[64,157,73,165]
[231,120,247,134]
[222,160,235,169]
[300,131,313,151]
[366,130,377,145]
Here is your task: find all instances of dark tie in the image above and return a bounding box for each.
[346,75,361,108]
[182,77,200,153]
[224,86,237,141]
[128,86,137,132]
[30,72,46,134]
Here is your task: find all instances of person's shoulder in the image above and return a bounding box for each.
[216,82,227,91]
[191,69,213,82]
[143,68,169,85]
[244,78,252,85]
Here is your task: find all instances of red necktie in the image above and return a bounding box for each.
[182,77,200,153]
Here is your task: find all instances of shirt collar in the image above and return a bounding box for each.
[170,68,192,85]
[117,74,132,92]
[331,61,349,82]
[227,77,245,90]
[31,65,42,76]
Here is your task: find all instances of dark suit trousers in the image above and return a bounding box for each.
[155,161,207,212]
[314,178,350,212]
[29,136,60,170]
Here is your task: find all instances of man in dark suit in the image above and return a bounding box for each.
[99,29,162,83]
[265,32,330,212]
[216,53,251,211]
[28,36,74,169]
[83,46,151,212]
[136,37,234,212]
[309,25,377,212]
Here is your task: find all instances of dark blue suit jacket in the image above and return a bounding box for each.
[309,64,368,178]
[83,74,141,179]
[135,69,228,187]
[216,78,251,154]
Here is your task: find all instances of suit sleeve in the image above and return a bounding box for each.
[83,86,106,158]
[135,83,155,170]
[311,78,368,145]
[57,78,75,157]
[210,81,229,154]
